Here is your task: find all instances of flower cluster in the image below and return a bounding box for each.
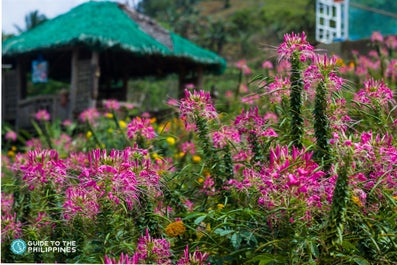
[127,117,156,140]
[277,32,314,62]
[354,78,394,106]
[165,220,186,237]
[35,109,51,121]
[179,89,218,123]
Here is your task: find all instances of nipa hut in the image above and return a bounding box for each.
[2,1,226,129]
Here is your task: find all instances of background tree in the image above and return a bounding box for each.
[14,10,48,33]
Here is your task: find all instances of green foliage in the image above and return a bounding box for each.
[289,56,304,149]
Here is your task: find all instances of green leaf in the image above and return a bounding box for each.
[353,256,370,265]
[194,215,206,225]
[231,232,242,249]
[214,228,234,236]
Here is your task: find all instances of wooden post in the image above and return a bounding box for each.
[178,67,187,98]
[91,51,100,108]
[15,57,27,129]
[69,48,79,120]
[196,66,204,90]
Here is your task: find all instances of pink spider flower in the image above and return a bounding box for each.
[104,253,139,264]
[1,213,22,241]
[277,32,314,62]
[262,60,274,69]
[212,126,241,148]
[354,78,394,106]
[370,31,384,43]
[181,141,196,155]
[127,117,156,140]
[63,186,100,220]
[103,99,120,111]
[263,75,290,104]
[385,35,397,50]
[18,150,67,191]
[179,89,218,122]
[132,229,172,264]
[35,109,51,121]
[235,59,252,75]
[234,107,265,134]
[1,193,14,214]
[5,131,17,141]
[79,108,100,123]
[176,245,210,265]
[303,54,344,94]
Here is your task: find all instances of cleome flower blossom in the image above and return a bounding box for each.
[79,108,100,123]
[354,78,394,106]
[176,245,210,265]
[127,117,156,140]
[303,54,344,95]
[179,89,218,122]
[103,99,120,111]
[35,109,51,121]
[277,31,314,62]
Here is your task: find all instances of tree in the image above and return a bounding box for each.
[14,10,48,33]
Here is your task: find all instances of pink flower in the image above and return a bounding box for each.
[262,60,274,69]
[385,35,397,50]
[185,83,195,89]
[263,75,290,103]
[1,213,22,241]
[277,32,314,62]
[104,253,139,264]
[79,108,100,123]
[176,245,209,265]
[354,78,394,106]
[179,89,218,122]
[371,31,383,43]
[212,126,241,148]
[127,117,156,140]
[132,229,172,264]
[235,59,252,75]
[5,131,17,141]
[63,186,100,220]
[103,99,120,111]
[35,109,50,121]
[62,119,73,127]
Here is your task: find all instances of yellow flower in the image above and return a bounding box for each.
[150,117,157,124]
[203,169,211,177]
[393,195,397,200]
[105,112,114,119]
[7,150,15,157]
[335,58,345,67]
[175,152,185,159]
[192,155,201,163]
[197,177,204,183]
[11,146,17,151]
[119,120,127,128]
[217,203,225,210]
[107,128,114,133]
[166,137,176,145]
[206,223,211,232]
[352,196,363,207]
[348,61,355,68]
[152,153,159,159]
[165,221,186,237]
[86,131,92,139]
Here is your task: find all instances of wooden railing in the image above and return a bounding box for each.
[17,95,58,129]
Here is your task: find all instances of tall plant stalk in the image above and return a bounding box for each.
[289,56,304,149]
[313,81,331,171]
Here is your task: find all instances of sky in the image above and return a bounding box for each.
[1,0,140,35]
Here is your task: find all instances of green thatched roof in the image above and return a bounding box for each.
[2,1,226,74]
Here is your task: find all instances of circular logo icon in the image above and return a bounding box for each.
[10,239,27,255]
